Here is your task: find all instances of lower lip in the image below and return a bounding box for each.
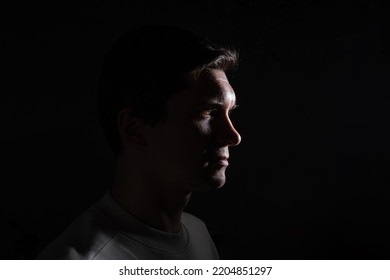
[210,159,229,166]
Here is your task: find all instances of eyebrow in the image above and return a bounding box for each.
[231,104,239,110]
[200,98,238,110]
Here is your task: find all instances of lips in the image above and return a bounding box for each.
[215,159,229,166]
[209,155,229,166]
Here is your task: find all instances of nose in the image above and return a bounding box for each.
[216,115,242,147]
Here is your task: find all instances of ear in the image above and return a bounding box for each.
[117,108,147,146]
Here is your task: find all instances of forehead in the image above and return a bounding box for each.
[174,69,236,108]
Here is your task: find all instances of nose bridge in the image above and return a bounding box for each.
[217,113,241,146]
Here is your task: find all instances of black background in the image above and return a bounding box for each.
[2,0,390,259]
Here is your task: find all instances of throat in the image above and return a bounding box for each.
[110,185,192,233]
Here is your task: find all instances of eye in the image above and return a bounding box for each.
[201,108,218,118]
[228,104,239,116]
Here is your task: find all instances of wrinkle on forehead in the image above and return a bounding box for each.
[169,69,237,113]
[198,86,236,110]
[216,77,229,82]
[194,69,236,105]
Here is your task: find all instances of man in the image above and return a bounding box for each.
[37,25,241,259]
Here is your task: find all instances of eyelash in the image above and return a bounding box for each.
[201,109,234,118]
[202,109,217,116]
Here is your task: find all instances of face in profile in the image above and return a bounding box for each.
[144,69,241,192]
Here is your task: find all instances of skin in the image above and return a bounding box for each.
[111,69,241,233]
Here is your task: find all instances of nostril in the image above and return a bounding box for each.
[231,129,241,146]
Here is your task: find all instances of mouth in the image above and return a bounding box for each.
[209,156,229,167]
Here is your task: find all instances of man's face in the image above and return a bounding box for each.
[144,69,241,192]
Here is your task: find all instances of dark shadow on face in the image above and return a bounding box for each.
[143,69,241,193]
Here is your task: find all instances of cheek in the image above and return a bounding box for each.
[152,124,204,155]
[169,121,212,163]
[191,119,213,136]
[151,120,213,164]
[187,121,215,159]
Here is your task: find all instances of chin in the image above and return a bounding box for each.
[212,175,226,189]
[196,175,226,192]
[211,170,227,188]
[187,168,227,192]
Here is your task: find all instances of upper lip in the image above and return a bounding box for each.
[210,155,229,161]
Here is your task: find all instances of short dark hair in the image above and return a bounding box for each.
[97,25,239,156]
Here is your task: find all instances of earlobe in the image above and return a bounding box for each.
[117,108,146,145]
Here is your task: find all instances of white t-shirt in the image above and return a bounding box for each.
[36,191,219,260]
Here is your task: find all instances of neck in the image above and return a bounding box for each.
[110,157,192,233]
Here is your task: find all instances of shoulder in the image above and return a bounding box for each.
[36,205,119,260]
[182,212,205,225]
[181,212,210,235]
[181,212,219,259]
